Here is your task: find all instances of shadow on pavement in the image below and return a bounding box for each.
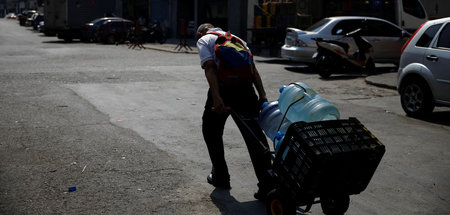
[255,58,302,65]
[42,40,84,44]
[407,110,450,126]
[286,64,364,80]
[210,189,266,215]
[210,188,310,215]
[259,59,397,77]
[373,65,398,75]
[38,34,56,37]
[284,66,316,75]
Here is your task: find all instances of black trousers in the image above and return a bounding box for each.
[202,85,273,189]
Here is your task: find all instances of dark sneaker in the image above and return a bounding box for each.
[207,174,231,189]
[254,188,272,201]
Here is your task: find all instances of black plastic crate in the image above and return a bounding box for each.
[273,118,385,199]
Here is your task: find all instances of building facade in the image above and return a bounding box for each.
[2,0,42,15]
[3,0,450,40]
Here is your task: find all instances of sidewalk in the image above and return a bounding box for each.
[142,38,198,54]
[142,40,398,91]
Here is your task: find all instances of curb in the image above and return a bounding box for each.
[144,45,198,54]
[138,39,198,54]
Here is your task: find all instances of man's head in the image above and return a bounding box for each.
[197,23,214,40]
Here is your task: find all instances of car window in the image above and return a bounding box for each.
[306,18,331,32]
[402,0,426,19]
[92,18,104,23]
[124,22,132,29]
[111,22,122,29]
[363,20,401,37]
[416,23,442,48]
[436,23,450,49]
[331,20,363,35]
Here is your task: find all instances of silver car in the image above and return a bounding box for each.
[281,16,411,64]
[397,17,450,117]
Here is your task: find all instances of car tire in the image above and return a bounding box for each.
[95,34,102,43]
[157,35,167,44]
[106,35,116,44]
[63,36,73,43]
[400,78,435,117]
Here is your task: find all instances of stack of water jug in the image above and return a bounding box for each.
[258,82,340,153]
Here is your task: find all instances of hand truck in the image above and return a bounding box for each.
[230,111,385,215]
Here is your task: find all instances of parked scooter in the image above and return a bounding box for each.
[137,21,166,44]
[148,21,166,44]
[312,28,375,78]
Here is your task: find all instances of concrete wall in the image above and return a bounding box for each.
[421,0,450,20]
[228,0,247,39]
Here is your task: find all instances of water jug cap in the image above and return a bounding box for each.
[279,85,287,93]
[262,102,269,109]
[275,131,285,140]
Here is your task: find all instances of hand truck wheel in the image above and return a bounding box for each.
[320,194,350,215]
[266,189,296,215]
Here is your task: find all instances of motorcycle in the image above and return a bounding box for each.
[129,21,167,45]
[312,28,375,78]
[148,21,167,44]
[139,21,166,44]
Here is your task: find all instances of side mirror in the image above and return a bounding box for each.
[401,30,411,38]
[336,29,343,35]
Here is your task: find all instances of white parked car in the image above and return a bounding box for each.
[281,16,410,64]
[397,17,450,117]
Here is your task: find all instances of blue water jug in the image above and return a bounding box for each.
[259,101,279,123]
[279,82,318,99]
[274,131,285,153]
[258,101,292,141]
[278,82,340,122]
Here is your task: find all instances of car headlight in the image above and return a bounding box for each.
[295,39,307,47]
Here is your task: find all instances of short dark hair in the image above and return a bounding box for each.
[197,23,214,34]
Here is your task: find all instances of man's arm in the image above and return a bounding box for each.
[252,64,268,104]
[203,60,229,114]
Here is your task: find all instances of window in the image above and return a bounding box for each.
[416,23,442,48]
[111,22,122,30]
[402,0,426,19]
[437,24,450,49]
[306,18,331,32]
[126,22,134,29]
[364,20,401,37]
[331,20,363,35]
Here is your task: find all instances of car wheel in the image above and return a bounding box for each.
[64,37,73,43]
[400,78,435,117]
[106,35,116,44]
[157,35,167,44]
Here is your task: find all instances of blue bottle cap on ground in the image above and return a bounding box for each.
[68,186,77,192]
[262,102,269,109]
[279,85,287,93]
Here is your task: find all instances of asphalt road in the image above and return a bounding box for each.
[1,19,449,215]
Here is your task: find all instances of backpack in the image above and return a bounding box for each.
[208,32,254,85]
